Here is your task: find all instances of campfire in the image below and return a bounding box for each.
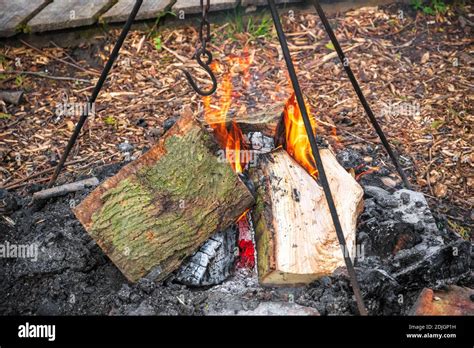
[73,51,364,288]
[0,0,472,333]
[62,36,471,316]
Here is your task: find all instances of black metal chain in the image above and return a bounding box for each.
[199,0,211,51]
[181,0,217,96]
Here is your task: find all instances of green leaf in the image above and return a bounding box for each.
[430,119,444,129]
[104,115,117,126]
[433,0,447,13]
[0,113,11,119]
[153,37,162,51]
[253,17,271,38]
[423,6,435,15]
[410,0,423,10]
[15,75,24,87]
[325,42,335,50]
[411,0,447,15]
[447,219,470,240]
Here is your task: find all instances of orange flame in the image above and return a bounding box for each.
[283,93,318,178]
[203,50,253,173]
[237,208,250,222]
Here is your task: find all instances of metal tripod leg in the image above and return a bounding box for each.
[267,0,368,315]
[48,0,144,187]
[310,0,411,189]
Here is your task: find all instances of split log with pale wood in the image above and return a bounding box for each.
[250,148,364,286]
[74,108,254,283]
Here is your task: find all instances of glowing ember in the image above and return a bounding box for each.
[355,166,380,181]
[282,93,318,178]
[236,213,255,269]
[203,50,253,173]
[237,240,255,269]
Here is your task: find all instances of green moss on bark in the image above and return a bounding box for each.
[87,125,253,282]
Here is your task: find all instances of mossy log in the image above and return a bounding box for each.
[251,148,363,286]
[74,109,254,283]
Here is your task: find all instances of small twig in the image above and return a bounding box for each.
[314,117,377,145]
[359,21,415,39]
[33,177,99,201]
[0,70,90,83]
[425,148,435,197]
[0,115,26,131]
[0,76,16,88]
[161,44,189,63]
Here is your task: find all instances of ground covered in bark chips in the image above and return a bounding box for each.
[1,2,472,234]
[0,2,472,315]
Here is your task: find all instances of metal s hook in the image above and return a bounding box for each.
[180,0,217,97]
[182,48,217,97]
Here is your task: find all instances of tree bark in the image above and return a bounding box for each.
[74,108,254,283]
[251,148,363,285]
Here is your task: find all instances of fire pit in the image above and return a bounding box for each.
[63,42,470,315]
[0,1,472,319]
[1,124,470,316]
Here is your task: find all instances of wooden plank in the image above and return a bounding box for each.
[27,0,114,33]
[101,0,173,23]
[0,0,51,37]
[74,108,254,283]
[172,0,238,15]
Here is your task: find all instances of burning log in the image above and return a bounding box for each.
[236,214,256,269]
[200,102,284,138]
[175,225,237,286]
[74,109,254,283]
[251,148,364,285]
